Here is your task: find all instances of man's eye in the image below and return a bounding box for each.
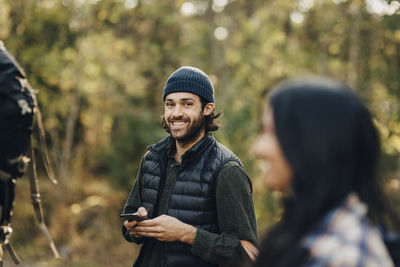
[184,102,193,106]
[166,103,174,107]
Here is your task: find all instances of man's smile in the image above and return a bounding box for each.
[169,120,189,130]
[171,121,186,125]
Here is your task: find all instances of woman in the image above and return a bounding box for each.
[253,77,399,266]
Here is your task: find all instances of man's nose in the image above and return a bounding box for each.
[172,104,183,116]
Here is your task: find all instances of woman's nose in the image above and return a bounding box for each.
[252,135,263,157]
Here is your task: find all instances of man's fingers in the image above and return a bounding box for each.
[129,230,142,238]
[137,207,148,217]
[135,225,162,233]
[125,220,137,227]
[137,218,158,226]
[135,230,163,239]
[128,225,143,238]
[124,220,138,230]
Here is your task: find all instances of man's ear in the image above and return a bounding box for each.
[203,103,215,116]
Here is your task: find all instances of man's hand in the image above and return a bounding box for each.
[134,214,197,244]
[124,207,148,238]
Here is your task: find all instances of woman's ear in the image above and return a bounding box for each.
[203,103,215,116]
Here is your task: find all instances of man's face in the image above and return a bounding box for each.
[164,92,206,145]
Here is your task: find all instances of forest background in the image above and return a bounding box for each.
[1,0,400,266]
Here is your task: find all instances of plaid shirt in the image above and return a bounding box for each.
[302,193,394,267]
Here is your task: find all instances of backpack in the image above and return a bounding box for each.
[0,41,34,181]
[0,40,59,265]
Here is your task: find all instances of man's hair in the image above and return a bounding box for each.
[161,97,221,133]
[254,77,400,267]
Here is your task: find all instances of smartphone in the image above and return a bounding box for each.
[120,213,145,222]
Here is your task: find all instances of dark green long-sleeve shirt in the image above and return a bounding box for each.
[122,155,258,267]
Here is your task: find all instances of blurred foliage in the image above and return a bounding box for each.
[1,0,400,265]
[96,115,166,189]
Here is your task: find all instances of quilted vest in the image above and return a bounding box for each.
[139,134,243,267]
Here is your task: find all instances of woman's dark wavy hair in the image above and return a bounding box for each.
[161,97,222,133]
[254,77,400,267]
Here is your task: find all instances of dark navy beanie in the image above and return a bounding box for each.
[163,66,215,103]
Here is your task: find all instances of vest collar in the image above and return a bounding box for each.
[147,135,174,154]
[148,134,216,163]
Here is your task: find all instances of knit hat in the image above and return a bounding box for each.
[163,66,215,103]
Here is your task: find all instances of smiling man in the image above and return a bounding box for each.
[121,66,258,267]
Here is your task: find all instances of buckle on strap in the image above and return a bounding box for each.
[6,155,31,177]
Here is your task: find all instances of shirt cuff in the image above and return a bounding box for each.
[190,228,211,258]
[122,224,145,244]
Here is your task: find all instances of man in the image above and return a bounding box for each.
[122,66,258,267]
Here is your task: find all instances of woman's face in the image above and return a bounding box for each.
[253,108,292,193]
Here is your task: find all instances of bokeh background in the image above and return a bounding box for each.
[1,0,400,266]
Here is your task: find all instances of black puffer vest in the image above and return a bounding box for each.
[140,134,243,267]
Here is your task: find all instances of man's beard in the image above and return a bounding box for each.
[169,115,205,146]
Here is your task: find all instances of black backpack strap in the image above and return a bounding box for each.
[0,225,21,266]
[33,95,57,185]
[0,179,21,265]
[27,140,60,259]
